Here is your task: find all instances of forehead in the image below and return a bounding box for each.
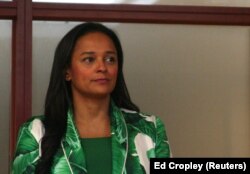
[74,32,115,49]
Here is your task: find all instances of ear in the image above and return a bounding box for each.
[65,69,72,81]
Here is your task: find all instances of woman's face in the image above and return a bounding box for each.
[66,32,118,99]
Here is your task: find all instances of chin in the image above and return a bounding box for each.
[93,87,114,94]
[89,89,113,98]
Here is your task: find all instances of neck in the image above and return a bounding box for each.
[72,94,111,138]
[73,95,110,121]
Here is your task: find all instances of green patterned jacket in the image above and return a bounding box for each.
[12,102,171,174]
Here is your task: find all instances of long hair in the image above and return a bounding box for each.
[35,22,139,173]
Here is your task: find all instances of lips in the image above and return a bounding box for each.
[92,78,110,84]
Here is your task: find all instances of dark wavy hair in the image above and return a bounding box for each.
[35,22,139,174]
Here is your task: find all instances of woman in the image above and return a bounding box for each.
[12,22,171,174]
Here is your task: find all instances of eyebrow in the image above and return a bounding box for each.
[80,51,117,56]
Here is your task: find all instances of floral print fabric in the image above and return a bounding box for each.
[12,102,171,174]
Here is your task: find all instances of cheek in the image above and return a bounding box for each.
[70,66,90,80]
[110,66,118,79]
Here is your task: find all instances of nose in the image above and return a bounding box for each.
[96,59,107,73]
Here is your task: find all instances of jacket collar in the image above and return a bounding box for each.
[62,101,128,174]
[110,101,128,174]
[61,109,87,173]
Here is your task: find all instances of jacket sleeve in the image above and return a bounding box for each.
[12,118,44,174]
[154,117,172,158]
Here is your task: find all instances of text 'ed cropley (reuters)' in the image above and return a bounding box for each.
[150,158,248,173]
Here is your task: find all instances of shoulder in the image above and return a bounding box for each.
[17,115,45,144]
[20,115,44,131]
[120,108,163,128]
[120,108,161,123]
[14,115,45,159]
[13,116,45,173]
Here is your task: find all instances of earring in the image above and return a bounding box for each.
[65,74,71,81]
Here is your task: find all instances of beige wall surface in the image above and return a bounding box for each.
[118,24,250,157]
[33,22,250,157]
[0,20,11,174]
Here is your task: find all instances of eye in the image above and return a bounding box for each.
[105,56,117,64]
[81,57,95,64]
